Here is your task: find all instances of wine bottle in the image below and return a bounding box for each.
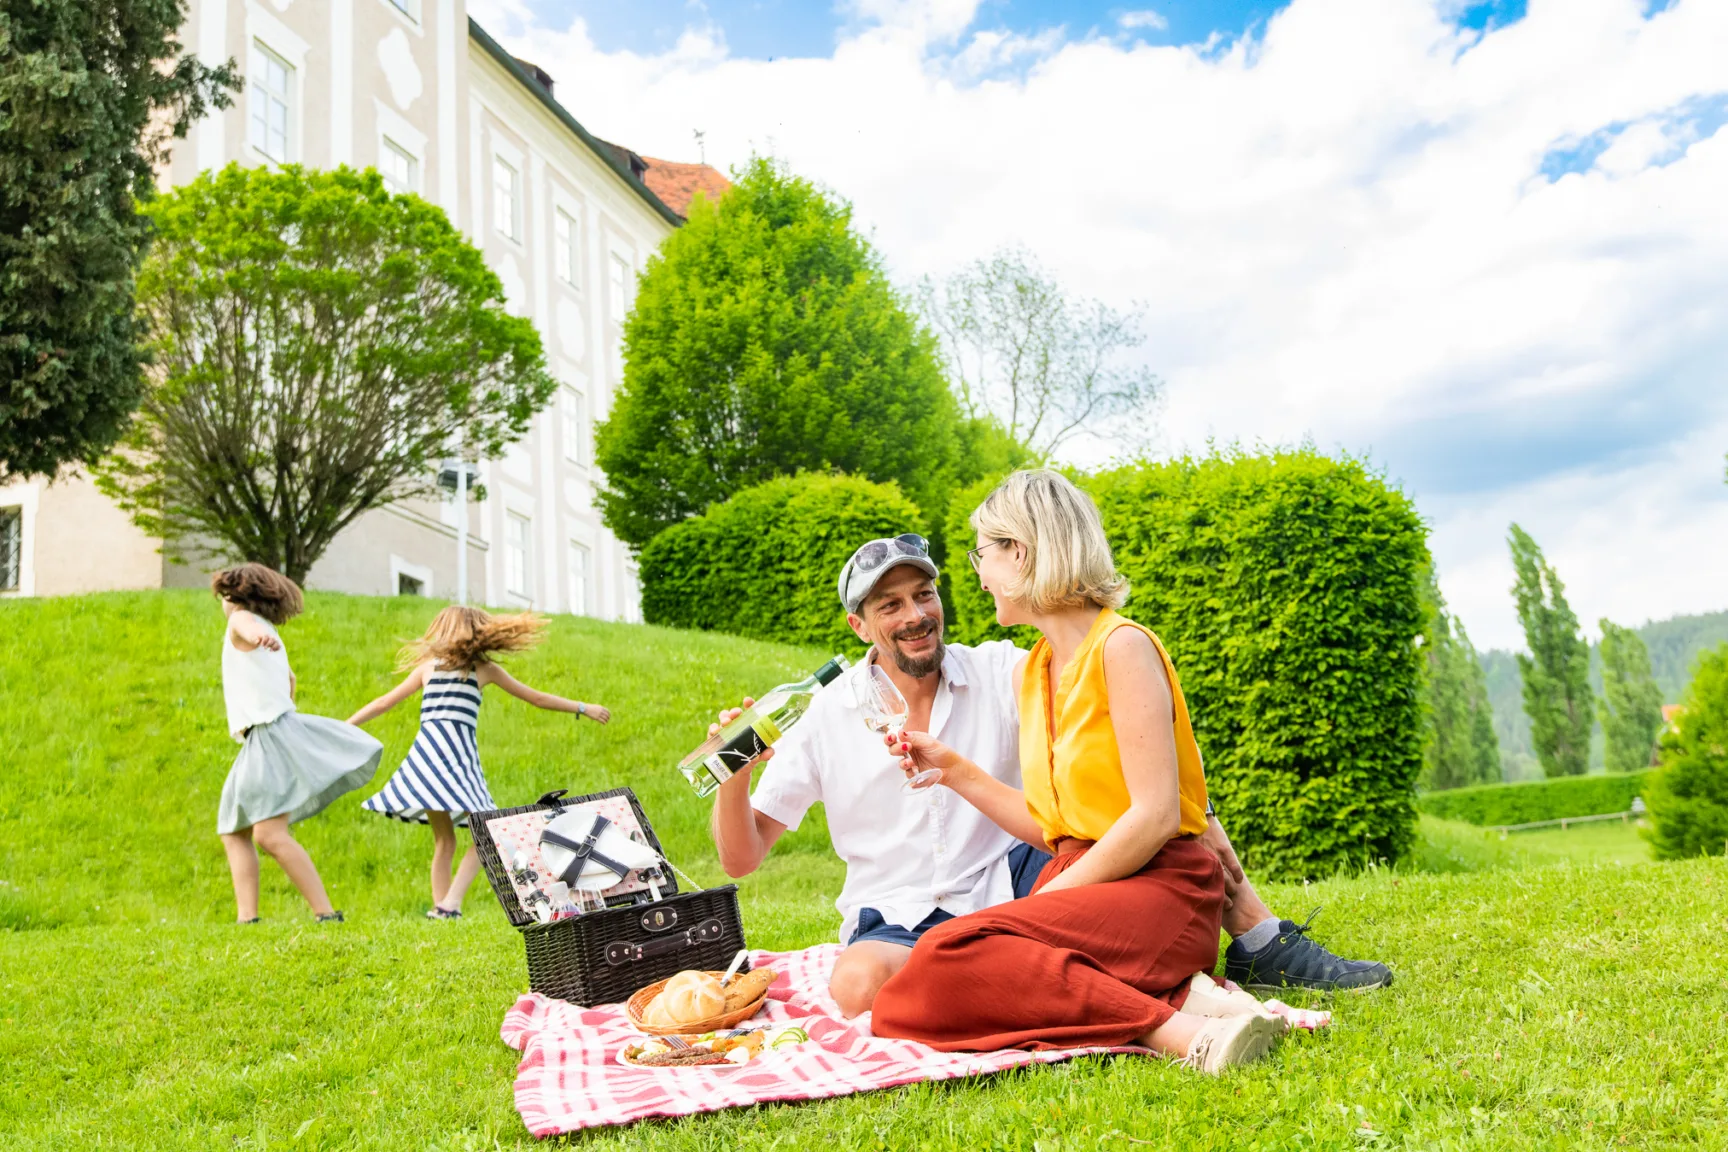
[678,656,851,796]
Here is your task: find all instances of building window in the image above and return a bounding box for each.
[0,507,20,592]
[493,155,520,241]
[555,208,579,287]
[608,255,631,323]
[506,512,531,598]
[568,541,590,616]
[396,572,424,596]
[561,388,585,465]
[385,0,420,20]
[249,42,293,162]
[380,137,418,194]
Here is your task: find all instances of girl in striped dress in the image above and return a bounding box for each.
[349,607,611,919]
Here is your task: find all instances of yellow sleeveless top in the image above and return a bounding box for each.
[1020,609,1210,846]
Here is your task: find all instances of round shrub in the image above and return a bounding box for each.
[1643,643,1728,859]
[958,450,1426,880]
[639,473,927,651]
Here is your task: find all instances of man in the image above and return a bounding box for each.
[711,534,1390,1017]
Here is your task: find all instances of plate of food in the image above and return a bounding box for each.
[618,1026,811,1069]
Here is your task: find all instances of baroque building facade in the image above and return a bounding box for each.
[0,0,719,620]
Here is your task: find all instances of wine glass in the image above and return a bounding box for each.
[861,664,941,791]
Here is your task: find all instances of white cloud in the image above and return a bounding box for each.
[472,0,1728,649]
[1117,9,1169,31]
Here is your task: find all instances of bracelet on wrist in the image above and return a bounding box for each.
[577,702,586,717]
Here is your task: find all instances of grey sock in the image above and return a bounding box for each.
[1235,916,1281,953]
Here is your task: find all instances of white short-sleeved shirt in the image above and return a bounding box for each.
[750,639,1029,944]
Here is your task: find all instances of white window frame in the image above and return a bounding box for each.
[505,512,532,599]
[378,0,421,25]
[561,387,586,466]
[554,206,580,288]
[248,41,295,163]
[389,554,433,598]
[380,136,419,195]
[493,154,521,242]
[567,540,591,617]
[608,253,633,324]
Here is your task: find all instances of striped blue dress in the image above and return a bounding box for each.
[362,669,497,826]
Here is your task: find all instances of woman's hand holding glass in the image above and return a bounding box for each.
[885,729,977,793]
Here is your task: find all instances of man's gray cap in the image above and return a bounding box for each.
[837,538,940,614]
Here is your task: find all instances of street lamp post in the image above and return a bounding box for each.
[437,455,481,605]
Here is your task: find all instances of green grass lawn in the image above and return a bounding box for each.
[2,591,1726,1150]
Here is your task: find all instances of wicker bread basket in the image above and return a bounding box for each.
[627,971,769,1035]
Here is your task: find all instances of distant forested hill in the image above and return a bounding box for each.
[1478,609,1728,782]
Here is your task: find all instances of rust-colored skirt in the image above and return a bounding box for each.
[870,835,1224,1051]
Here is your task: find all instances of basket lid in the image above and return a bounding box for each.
[470,786,677,928]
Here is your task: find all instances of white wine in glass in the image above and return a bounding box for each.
[862,664,940,791]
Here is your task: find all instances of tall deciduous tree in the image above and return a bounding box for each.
[1598,618,1665,773]
[595,157,963,551]
[1419,569,1501,791]
[1508,524,1594,777]
[917,246,1163,459]
[96,164,554,584]
[0,0,235,479]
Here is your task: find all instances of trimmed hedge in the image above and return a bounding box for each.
[1417,772,1651,827]
[639,473,926,651]
[949,451,1429,879]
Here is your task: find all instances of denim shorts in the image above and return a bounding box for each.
[847,841,1052,948]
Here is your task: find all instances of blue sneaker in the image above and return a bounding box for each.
[1224,909,1392,992]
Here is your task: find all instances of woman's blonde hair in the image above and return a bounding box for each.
[398,606,547,672]
[969,469,1129,612]
[211,563,304,625]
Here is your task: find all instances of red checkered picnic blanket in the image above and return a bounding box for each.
[500,943,1332,1136]
[500,942,1146,1136]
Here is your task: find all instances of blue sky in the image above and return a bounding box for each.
[514,0,1533,59]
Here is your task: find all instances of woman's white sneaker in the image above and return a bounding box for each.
[1179,1013,1284,1074]
[1185,972,1287,1028]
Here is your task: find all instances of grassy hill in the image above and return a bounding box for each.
[1,591,1725,1150]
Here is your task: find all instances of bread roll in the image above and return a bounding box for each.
[662,971,725,1024]
[642,993,676,1029]
[722,967,775,1012]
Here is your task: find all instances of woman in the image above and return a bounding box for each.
[869,470,1283,1072]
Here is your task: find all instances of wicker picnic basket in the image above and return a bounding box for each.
[470,787,747,1007]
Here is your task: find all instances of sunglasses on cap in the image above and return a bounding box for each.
[851,533,930,573]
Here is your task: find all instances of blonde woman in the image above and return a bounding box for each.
[870,470,1283,1073]
[349,606,611,918]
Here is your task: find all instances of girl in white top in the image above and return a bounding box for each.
[214,564,382,924]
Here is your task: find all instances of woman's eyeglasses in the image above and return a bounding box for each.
[966,539,1011,572]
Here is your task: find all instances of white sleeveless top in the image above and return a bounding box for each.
[222,617,296,740]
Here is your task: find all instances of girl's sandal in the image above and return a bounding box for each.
[238,917,261,925]
[425,907,463,921]
[315,911,345,924]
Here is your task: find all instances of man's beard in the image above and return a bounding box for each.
[886,617,944,679]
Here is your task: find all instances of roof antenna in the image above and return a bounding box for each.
[693,129,706,165]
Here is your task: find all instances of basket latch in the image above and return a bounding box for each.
[640,906,679,933]
[603,917,725,965]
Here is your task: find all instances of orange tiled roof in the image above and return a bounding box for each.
[641,157,731,218]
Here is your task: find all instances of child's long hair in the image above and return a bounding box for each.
[398,605,546,672]
[211,563,304,625]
